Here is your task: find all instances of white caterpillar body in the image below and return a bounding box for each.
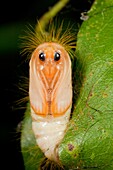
[29,42,72,162]
[31,107,71,162]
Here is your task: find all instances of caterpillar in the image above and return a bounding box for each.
[21,21,76,163]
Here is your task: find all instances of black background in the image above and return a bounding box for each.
[0,0,94,169]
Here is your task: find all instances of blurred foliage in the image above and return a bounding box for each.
[0,0,94,54]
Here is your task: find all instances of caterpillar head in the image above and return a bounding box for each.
[29,42,72,117]
[20,21,76,118]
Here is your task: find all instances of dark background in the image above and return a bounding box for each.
[0,0,94,169]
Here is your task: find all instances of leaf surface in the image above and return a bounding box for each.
[59,0,113,169]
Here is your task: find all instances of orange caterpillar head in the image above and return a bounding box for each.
[21,21,76,117]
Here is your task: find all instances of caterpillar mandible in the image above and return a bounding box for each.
[21,21,76,163]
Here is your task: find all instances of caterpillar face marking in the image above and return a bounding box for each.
[39,52,46,61]
[29,42,72,118]
[54,51,60,61]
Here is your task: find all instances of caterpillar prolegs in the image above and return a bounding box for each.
[21,21,76,163]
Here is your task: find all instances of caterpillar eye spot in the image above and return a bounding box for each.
[39,52,46,61]
[54,52,60,61]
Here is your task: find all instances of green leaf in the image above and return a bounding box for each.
[59,0,113,169]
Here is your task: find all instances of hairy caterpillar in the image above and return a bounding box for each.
[21,21,76,163]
